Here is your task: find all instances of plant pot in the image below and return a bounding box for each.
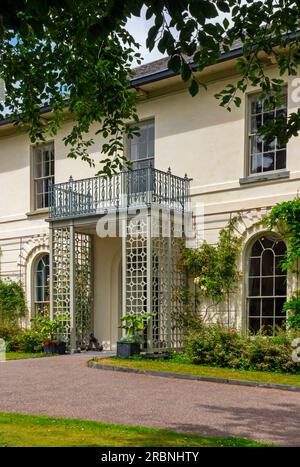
[44,341,66,355]
[117,342,140,358]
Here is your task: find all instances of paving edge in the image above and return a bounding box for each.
[87,361,300,393]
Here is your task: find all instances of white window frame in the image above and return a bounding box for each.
[247,88,287,176]
[34,253,50,316]
[247,235,287,335]
[126,119,155,169]
[31,142,55,211]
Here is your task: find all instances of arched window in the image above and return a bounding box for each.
[34,254,50,316]
[248,235,287,334]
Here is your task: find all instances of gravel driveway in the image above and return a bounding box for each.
[0,354,300,446]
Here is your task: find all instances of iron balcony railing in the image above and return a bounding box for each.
[49,166,191,220]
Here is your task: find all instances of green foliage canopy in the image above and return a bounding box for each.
[1,1,300,174]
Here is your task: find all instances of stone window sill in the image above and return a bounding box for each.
[26,208,49,218]
[239,171,290,185]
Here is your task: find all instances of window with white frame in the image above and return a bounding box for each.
[127,119,155,169]
[32,142,54,209]
[247,235,287,335]
[248,89,287,175]
[34,254,50,316]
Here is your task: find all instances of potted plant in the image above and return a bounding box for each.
[31,316,67,354]
[117,311,155,358]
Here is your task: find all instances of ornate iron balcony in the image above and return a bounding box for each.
[49,166,191,220]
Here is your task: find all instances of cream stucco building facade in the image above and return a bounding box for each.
[0,48,299,351]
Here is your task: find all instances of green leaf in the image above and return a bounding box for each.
[189,79,199,97]
[145,6,153,20]
[223,17,229,29]
[146,25,159,51]
[181,62,192,82]
[168,55,182,73]
[217,1,231,13]
[198,0,218,19]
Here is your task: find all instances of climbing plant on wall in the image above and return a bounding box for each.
[0,280,26,322]
[263,197,300,328]
[178,217,242,328]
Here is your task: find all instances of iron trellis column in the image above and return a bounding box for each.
[146,208,153,352]
[49,223,54,320]
[69,221,76,352]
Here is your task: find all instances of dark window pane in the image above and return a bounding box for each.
[249,298,261,316]
[275,276,287,296]
[262,249,274,276]
[261,277,273,296]
[251,155,262,173]
[264,139,276,152]
[35,162,42,178]
[261,318,274,335]
[273,241,286,256]
[36,271,42,287]
[36,194,44,209]
[250,135,263,154]
[263,111,275,124]
[260,236,274,249]
[275,317,286,330]
[249,318,261,334]
[36,286,43,302]
[249,257,260,276]
[263,152,274,172]
[43,192,49,208]
[251,96,262,114]
[251,115,262,132]
[275,297,286,316]
[35,149,42,163]
[275,150,286,170]
[262,298,274,317]
[249,278,260,296]
[275,256,285,274]
[35,179,44,195]
[251,239,263,256]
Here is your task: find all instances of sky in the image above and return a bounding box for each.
[126,7,166,65]
[126,7,230,66]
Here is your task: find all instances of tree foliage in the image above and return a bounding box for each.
[1,1,300,173]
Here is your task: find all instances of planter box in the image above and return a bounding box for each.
[117,342,140,358]
[44,341,66,355]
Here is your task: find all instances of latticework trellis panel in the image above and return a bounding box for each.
[52,227,93,348]
[124,209,185,352]
[125,215,148,316]
[52,227,71,342]
[75,233,93,346]
[170,234,185,349]
[151,213,185,351]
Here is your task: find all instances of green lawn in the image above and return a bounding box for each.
[0,413,269,447]
[94,357,300,387]
[5,352,48,360]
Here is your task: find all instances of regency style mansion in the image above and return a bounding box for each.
[0,44,299,352]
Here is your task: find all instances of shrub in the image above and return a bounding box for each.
[283,294,300,329]
[0,321,22,342]
[185,324,300,374]
[0,320,44,353]
[0,280,26,322]
[15,328,44,353]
